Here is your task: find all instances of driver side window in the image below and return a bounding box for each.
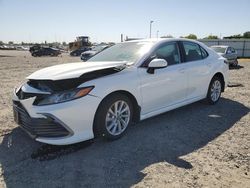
[143,42,181,67]
[154,42,181,66]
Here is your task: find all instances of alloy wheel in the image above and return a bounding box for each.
[105,100,130,136]
[210,80,221,102]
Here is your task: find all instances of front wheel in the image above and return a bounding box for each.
[206,77,222,105]
[94,94,133,140]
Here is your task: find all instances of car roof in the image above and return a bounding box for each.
[123,38,190,43]
[121,38,207,47]
[210,45,228,48]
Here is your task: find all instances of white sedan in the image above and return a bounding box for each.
[12,38,229,145]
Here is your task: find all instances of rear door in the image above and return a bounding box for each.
[181,41,210,100]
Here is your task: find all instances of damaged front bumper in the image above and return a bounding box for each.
[13,101,72,139]
[12,84,101,145]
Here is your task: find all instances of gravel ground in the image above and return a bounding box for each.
[0,50,249,188]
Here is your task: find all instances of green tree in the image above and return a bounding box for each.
[184,34,197,39]
[8,41,14,45]
[62,41,67,46]
[243,31,250,38]
[0,41,4,45]
[223,34,242,39]
[204,35,219,39]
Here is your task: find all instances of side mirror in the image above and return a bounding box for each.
[147,59,168,74]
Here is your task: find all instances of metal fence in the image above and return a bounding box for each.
[199,39,250,58]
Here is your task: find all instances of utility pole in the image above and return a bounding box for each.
[121,34,124,42]
[157,30,159,38]
[149,20,154,38]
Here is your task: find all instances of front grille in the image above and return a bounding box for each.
[13,101,70,138]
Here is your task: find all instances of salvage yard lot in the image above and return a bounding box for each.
[0,50,249,188]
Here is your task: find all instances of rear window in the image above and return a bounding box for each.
[200,46,208,58]
[183,42,203,62]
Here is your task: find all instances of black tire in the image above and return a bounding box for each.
[206,76,222,105]
[233,59,238,67]
[94,93,133,140]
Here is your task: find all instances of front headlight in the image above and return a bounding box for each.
[35,86,94,106]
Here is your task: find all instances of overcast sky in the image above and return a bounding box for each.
[0,0,250,43]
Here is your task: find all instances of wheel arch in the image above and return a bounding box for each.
[212,72,225,92]
[93,90,141,137]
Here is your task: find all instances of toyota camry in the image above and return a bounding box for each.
[12,38,229,145]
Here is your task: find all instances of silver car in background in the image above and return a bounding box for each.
[210,45,238,66]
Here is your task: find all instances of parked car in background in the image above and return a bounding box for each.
[0,45,16,50]
[0,45,7,50]
[70,47,91,56]
[210,45,238,66]
[16,46,29,51]
[81,45,110,61]
[29,45,42,53]
[31,47,61,57]
[13,38,228,145]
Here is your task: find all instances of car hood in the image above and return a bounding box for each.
[27,61,127,80]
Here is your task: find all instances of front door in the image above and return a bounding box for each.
[138,42,187,115]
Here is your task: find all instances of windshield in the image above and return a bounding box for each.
[92,45,107,52]
[88,41,155,63]
[211,47,226,53]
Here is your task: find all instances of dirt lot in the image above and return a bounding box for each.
[0,50,249,188]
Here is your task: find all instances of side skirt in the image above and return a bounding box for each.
[140,96,205,121]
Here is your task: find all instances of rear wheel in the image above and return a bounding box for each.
[206,76,222,104]
[94,94,133,140]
